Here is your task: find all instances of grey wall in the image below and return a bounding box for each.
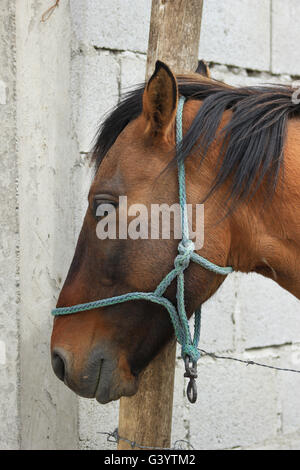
[1,0,300,450]
[16,0,78,449]
[0,0,19,451]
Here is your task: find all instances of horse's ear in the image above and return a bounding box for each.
[195,60,211,78]
[142,61,178,141]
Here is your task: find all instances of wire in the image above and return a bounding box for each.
[98,348,300,450]
[98,428,195,450]
[198,348,300,374]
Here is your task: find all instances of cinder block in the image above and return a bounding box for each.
[71,0,272,73]
[70,0,151,53]
[210,65,293,88]
[236,273,300,349]
[120,52,146,94]
[272,0,300,75]
[71,51,120,153]
[79,399,119,449]
[200,274,237,353]
[278,348,300,435]
[189,354,278,449]
[245,441,297,450]
[199,0,271,71]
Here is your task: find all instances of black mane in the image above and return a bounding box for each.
[92,75,300,206]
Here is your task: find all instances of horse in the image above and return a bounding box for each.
[50,60,300,404]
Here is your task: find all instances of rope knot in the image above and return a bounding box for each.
[182,344,201,363]
[174,240,195,271]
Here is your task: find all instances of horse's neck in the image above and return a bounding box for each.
[229,118,300,300]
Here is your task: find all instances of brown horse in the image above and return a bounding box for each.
[51,61,300,404]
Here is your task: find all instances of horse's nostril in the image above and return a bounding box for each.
[51,349,67,382]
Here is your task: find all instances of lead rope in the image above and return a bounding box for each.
[51,96,233,403]
[176,96,201,402]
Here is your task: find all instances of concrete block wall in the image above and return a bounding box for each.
[1,0,300,450]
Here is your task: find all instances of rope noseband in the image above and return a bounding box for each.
[51,96,233,403]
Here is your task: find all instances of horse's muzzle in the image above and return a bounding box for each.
[51,346,138,403]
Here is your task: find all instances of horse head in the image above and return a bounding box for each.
[51,61,300,403]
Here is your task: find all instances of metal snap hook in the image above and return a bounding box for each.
[184,355,198,404]
[187,377,197,403]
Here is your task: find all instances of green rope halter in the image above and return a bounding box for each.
[51,96,233,403]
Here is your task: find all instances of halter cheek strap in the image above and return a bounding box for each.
[51,96,233,403]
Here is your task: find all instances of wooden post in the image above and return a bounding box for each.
[146,0,204,79]
[118,0,203,450]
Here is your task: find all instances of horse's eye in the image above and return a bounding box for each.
[93,197,118,221]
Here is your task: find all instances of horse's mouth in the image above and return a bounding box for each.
[52,346,139,403]
[95,359,139,404]
[94,358,103,397]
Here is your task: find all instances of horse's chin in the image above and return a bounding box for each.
[94,359,139,404]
